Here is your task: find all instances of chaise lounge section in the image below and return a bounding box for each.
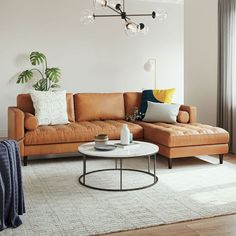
[8,92,229,168]
[125,92,229,168]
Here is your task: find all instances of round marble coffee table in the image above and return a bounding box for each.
[78,140,159,192]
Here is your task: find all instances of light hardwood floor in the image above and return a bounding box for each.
[107,154,236,236]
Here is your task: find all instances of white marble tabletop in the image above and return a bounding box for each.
[78,140,159,158]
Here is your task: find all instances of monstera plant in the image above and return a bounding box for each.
[16,52,61,91]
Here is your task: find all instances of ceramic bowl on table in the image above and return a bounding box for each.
[94,134,109,147]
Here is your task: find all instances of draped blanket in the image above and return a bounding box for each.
[0,140,25,231]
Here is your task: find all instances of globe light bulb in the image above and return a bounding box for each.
[80,10,95,24]
[124,22,138,37]
[138,24,149,36]
[93,0,107,8]
[80,9,95,25]
[126,23,137,31]
[107,0,122,9]
[156,9,168,22]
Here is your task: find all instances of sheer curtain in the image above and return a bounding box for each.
[218,0,236,153]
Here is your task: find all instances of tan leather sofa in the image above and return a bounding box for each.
[8,92,229,169]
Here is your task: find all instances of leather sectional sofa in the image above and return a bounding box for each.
[8,92,229,168]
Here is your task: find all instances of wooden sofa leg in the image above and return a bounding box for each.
[219,154,224,164]
[168,158,172,169]
[23,156,28,166]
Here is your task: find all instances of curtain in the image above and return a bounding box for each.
[218,0,236,153]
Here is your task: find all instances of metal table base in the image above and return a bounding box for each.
[79,155,158,192]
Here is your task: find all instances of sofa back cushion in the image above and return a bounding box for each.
[124,92,142,116]
[17,93,75,122]
[74,93,125,121]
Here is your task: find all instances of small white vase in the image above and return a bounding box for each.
[120,124,130,145]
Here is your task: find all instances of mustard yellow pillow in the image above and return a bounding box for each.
[152,88,176,104]
[140,88,176,115]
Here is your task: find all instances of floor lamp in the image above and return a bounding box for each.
[144,59,157,89]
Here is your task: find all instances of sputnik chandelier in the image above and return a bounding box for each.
[80,0,168,37]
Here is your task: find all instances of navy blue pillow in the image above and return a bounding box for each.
[140,90,163,116]
[139,89,176,119]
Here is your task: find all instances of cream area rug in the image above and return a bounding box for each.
[2,155,236,236]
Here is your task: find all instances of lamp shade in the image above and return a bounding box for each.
[144,60,155,72]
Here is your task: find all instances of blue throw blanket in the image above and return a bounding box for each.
[0,140,25,231]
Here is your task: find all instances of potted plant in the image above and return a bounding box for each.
[16,51,61,91]
[125,107,144,122]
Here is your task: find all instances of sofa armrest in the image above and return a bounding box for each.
[8,107,25,141]
[180,105,197,123]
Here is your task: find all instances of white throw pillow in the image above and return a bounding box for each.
[30,90,69,126]
[143,101,180,123]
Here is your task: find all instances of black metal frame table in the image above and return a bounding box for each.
[78,141,159,192]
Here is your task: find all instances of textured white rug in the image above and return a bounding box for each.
[3,155,236,236]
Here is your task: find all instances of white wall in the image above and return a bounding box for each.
[0,0,183,136]
[184,0,218,126]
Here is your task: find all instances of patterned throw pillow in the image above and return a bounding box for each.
[30,90,69,126]
[140,88,176,116]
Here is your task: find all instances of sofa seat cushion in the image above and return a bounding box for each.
[137,122,229,148]
[24,120,143,145]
